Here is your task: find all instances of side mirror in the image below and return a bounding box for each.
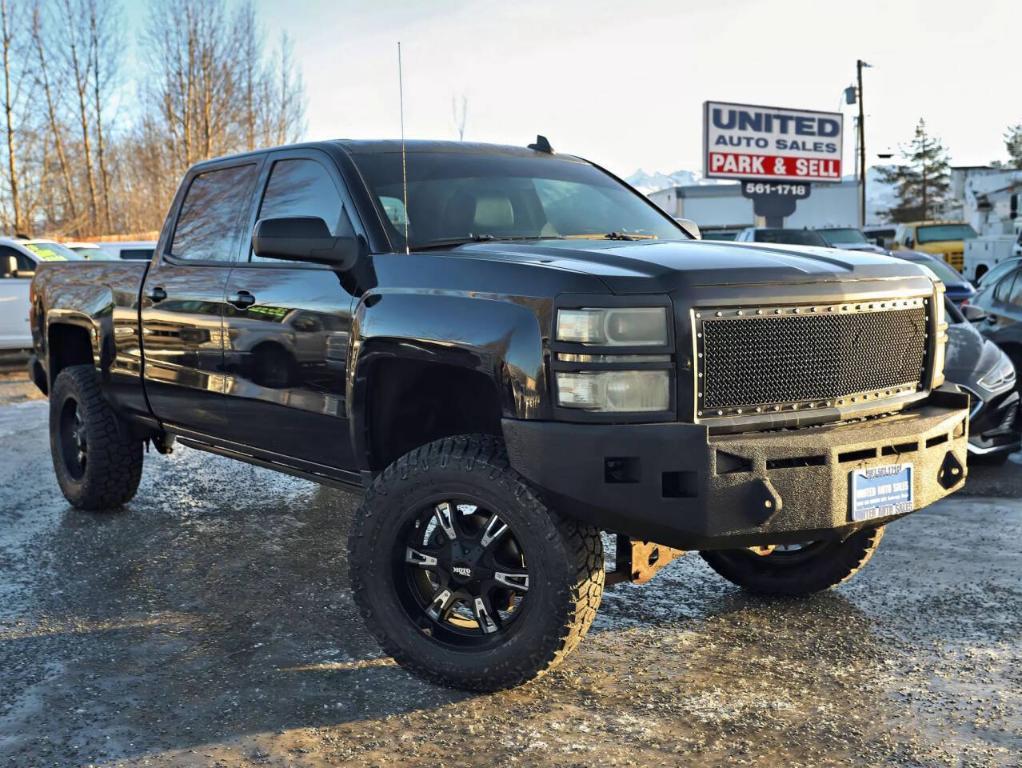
[2,255,16,277]
[252,216,362,270]
[676,218,701,240]
[904,238,914,249]
[962,304,989,323]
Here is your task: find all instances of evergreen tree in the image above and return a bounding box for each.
[877,119,951,222]
[1006,123,1022,168]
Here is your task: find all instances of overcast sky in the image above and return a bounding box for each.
[249,0,1017,178]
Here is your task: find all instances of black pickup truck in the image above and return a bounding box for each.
[30,139,969,691]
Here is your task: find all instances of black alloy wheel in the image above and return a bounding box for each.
[398,499,530,646]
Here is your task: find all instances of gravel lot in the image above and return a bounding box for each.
[1,382,1020,767]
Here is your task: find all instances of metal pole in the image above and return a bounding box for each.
[857,59,866,228]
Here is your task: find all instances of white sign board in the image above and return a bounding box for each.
[703,101,844,183]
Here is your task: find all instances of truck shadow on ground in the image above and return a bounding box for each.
[1,460,894,765]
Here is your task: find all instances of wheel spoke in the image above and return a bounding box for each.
[479,514,509,548]
[434,502,458,540]
[494,568,529,592]
[426,587,457,621]
[472,596,499,634]
[405,547,439,568]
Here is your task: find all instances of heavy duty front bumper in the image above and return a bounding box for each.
[503,387,970,551]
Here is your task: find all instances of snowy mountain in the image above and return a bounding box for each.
[625,169,712,195]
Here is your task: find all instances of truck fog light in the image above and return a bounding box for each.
[556,370,670,412]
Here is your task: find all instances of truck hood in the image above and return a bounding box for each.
[443,238,935,294]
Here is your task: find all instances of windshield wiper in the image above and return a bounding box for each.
[409,234,565,252]
[563,232,658,241]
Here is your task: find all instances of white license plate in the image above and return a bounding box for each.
[850,463,914,522]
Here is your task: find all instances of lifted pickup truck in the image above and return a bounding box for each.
[30,139,969,691]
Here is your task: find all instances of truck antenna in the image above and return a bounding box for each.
[398,42,410,255]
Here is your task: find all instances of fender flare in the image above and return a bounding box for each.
[347,291,547,470]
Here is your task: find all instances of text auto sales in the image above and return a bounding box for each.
[706,105,843,180]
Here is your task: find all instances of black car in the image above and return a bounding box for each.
[893,250,976,305]
[944,300,1020,463]
[967,259,1022,378]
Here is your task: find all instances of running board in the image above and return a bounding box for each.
[176,437,364,492]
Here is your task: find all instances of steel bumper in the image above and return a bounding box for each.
[503,387,970,551]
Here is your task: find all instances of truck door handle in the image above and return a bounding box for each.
[228,291,256,309]
[146,286,167,303]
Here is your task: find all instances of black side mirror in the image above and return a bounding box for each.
[962,304,989,323]
[904,238,914,249]
[252,216,362,270]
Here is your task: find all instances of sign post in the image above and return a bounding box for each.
[703,101,844,227]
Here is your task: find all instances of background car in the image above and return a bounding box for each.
[944,298,1020,463]
[864,226,896,250]
[100,241,156,260]
[975,256,1021,288]
[891,250,976,304]
[64,242,118,260]
[0,237,82,350]
[734,227,828,246]
[816,227,888,254]
[966,260,1022,386]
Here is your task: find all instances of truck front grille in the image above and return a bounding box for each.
[696,299,930,417]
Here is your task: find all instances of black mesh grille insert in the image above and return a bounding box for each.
[700,307,928,411]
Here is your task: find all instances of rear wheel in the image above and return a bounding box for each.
[700,526,884,596]
[49,365,143,510]
[348,435,604,691]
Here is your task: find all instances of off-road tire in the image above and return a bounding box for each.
[49,364,143,510]
[348,434,604,691]
[700,525,885,596]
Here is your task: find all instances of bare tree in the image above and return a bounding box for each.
[1,0,306,236]
[1,0,24,232]
[87,0,117,232]
[31,3,80,233]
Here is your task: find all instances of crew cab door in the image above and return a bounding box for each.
[0,245,34,350]
[217,149,362,472]
[140,159,262,435]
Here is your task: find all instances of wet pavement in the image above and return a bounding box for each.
[1,398,1020,767]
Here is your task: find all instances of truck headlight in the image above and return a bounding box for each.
[556,370,670,412]
[556,307,668,346]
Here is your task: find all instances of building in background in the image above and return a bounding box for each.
[649,180,859,235]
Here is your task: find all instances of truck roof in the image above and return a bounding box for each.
[188,139,584,171]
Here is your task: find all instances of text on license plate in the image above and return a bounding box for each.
[850,463,913,522]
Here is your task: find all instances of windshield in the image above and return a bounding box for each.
[819,228,868,245]
[753,229,828,246]
[917,224,978,244]
[23,241,83,261]
[351,150,685,250]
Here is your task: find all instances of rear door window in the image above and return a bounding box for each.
[170,164,259,262]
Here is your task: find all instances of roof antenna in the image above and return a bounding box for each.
[528,135,553,153]
[398,42,410,254]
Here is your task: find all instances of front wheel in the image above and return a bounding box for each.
[348,435,604,691]
[700,526,885,596]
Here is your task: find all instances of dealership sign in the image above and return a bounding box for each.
[703,101,844,183]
